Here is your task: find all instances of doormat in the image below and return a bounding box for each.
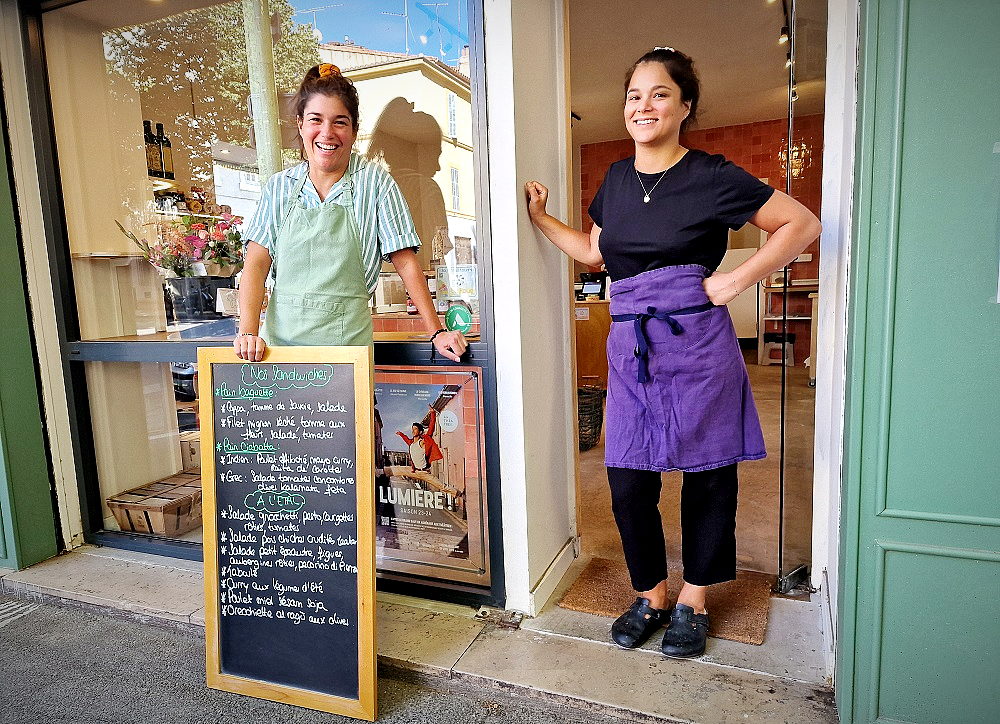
[557,557,775,646]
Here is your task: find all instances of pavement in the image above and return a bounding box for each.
[0,593,639,724]
[0,546,839,723]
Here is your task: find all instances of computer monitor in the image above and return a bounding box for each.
[579,271,607,298]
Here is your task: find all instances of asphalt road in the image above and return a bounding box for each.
[0,594,639,724]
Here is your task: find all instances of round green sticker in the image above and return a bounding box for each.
[445,304,473,333]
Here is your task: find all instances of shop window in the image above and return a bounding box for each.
[43,0,487,551]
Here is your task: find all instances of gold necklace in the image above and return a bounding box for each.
[634,166,668,203]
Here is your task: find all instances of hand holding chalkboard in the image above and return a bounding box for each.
[233,332,267,362]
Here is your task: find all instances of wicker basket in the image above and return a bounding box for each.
[577,381,605,451]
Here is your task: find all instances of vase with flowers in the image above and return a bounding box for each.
[183,213,245,277]
[116,214,245,321]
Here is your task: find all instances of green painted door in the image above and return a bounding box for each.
[840,0,1000,722]
[0,88,59,569]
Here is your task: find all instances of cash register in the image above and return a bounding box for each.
[575,271,608,301]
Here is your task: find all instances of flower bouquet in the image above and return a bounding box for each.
[184,213,245,277]
[115,213,244,277]
[116,213,245,322]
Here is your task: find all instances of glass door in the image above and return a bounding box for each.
[774,0,827,592]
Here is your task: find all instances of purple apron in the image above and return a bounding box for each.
[604,264,766,472]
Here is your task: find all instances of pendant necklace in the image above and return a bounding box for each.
[635,166,668,203]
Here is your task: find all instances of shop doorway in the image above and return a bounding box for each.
[562,0,830,677]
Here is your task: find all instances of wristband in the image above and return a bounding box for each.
[429,328,447,343]
[239,332,255,337]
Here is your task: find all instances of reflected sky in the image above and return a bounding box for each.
[287,0,468,62]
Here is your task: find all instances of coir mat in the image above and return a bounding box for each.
[557,556,775,646]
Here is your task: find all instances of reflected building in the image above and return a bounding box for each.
[319,42,477,276]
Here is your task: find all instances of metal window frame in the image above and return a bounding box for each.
[25,0,505,607]
[447,91,457,138]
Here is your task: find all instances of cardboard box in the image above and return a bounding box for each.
[180,430,201,470]
[106,469,202,536]
[374,273,407,313]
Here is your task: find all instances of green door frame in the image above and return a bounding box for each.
[0,83,59,570]
[838,0,1000,721]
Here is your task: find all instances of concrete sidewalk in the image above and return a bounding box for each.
[0,592,641,724]
[0,546,838,723]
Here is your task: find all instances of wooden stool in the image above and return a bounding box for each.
[760,332,795,366]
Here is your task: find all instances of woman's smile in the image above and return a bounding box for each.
[298,94,357,180]
[624,62,689,147]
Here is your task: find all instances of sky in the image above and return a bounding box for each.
[286,0,469,64]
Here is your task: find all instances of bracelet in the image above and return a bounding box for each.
[731,277,740,295]
[429,328,447,343]
[239,332,256,337]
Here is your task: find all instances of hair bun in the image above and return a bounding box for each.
[318,63,341,78]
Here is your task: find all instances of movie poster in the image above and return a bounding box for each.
[373,366,489,585]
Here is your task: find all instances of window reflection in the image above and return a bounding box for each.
[53,0,480,344]
[44,0,482,544]
[366,97,452,271]
[328,44,480,318]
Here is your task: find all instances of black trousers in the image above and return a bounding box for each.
[607,463,739,591]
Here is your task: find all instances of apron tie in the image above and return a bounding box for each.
[612,302,715,383]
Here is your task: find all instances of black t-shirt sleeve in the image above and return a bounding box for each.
[588,174,607,228]
[713,157,775,229]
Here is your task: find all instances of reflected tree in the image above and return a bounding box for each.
[104,0,319,185]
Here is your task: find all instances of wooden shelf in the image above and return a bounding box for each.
[71,251,145,259]
[761,283,819,292]
[758,282,819,369]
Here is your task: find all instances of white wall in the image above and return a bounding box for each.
[812,0,859,665]
[484,0,578,614]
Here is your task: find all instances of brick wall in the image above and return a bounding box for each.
[373,313,480,336]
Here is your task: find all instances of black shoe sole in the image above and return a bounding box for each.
[661,645,706,659]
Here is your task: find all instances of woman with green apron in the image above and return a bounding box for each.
[234,63,467,361]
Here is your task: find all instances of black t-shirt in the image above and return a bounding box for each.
[588,149,774,280]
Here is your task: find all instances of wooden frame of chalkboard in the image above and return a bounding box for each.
[198,346,376,721]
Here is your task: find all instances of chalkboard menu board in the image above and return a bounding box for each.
[198,346,376,721]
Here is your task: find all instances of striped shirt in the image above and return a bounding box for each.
[242,154,421,296]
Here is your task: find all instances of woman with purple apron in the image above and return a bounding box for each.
[526,48,820,658]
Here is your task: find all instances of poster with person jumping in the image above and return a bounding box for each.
[373,367,489,586]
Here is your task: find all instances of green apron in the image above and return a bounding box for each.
[262,167,373,347]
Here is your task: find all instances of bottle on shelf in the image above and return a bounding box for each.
[144,120,163,178]
[156,122,174,180]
